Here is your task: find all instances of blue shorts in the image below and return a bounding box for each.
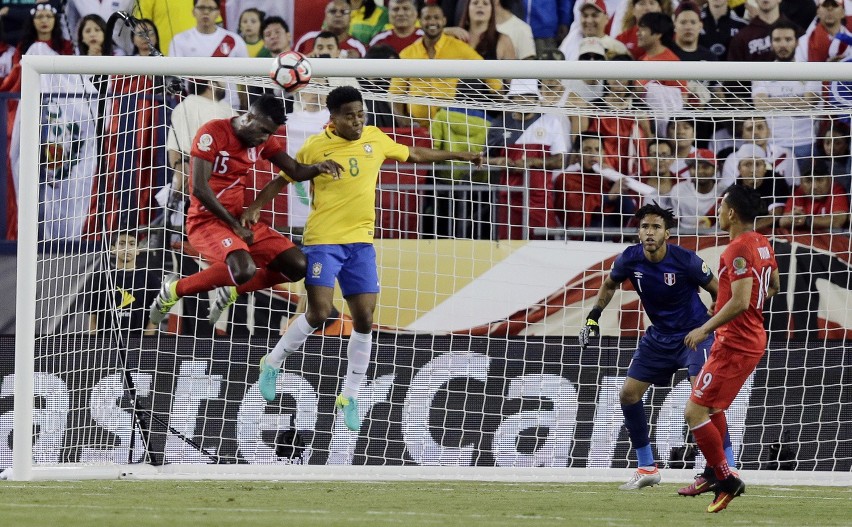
[627,325,714,385]
[303,243,380,297]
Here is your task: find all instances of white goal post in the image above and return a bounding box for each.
[6,55,852,485]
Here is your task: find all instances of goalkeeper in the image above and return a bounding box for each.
[579,203,733,493]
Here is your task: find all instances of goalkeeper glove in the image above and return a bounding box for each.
[579,307,602,349]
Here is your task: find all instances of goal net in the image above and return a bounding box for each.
[4,55,851,484]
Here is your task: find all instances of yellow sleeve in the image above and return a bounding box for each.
[389,76,408,95]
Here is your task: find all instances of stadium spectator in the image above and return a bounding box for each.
[727,0,787,61]
[389,4,500,128]
[795,0,849,63]
[616,0,671,60]
[495,0,535,59]
[169,0,248,58]
[581,74,653,176]
[669,148,723,230]
[559,0,628,61]
[458,0,516,60]
[720,116,800,188]
[80,230,159,336]
[520,0,572,53]
[555,132,637,232]
[349,0,388,45]
[0,0,63,47]
[641,138,676,208]
[368,0,423,54]
[637,12,681,67]
[134,0,197,56]
[311,30,342,58]
[66,0,136,54]
[673,2,717,61]
[256,16,291,57]
[779,170,849,233]
[294,0,366,58]
[360,44,399,128]
[254,86,484,429]
[683,184,779,514]
[130,18,161,56]
[169,0,248,109]
[735,143,792,230]
[224,1,289,36]
[163,79,234,234]
[562,38,606,108]
[699,0,746,61]
[752,20,821,170]
[148,94,345,328]
[816,121,852,192]
[667,117,698,180]
[76,14,114,56]
[237,7,265,57]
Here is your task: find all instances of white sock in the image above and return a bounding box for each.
[341,330,372,400]
[267,314,316,368]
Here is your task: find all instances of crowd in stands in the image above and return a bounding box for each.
[2,0,852,244]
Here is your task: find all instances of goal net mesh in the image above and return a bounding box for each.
[5,59,851,480]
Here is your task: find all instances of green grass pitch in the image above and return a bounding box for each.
[1,481,849,527]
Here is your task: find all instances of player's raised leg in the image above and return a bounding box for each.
[618,377,661,490]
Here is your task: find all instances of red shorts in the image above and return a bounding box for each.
[689,345,762,410]
[186,218,295,268]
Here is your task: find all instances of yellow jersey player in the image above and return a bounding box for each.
[248,85,482,431]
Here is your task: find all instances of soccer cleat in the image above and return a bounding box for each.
[149,274,180,326]
[618,466,661,490]
[335,394,360,431]
[208,286,238,324]
[258,354,280,402]
[707,475,746,513]
[678,466,718,496]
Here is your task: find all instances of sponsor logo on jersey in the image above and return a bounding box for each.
[733,256,748,276]
[312,262,323,278]
[197,133,213,152]
[664,272,676,286]
[222,238,233,248]
[634,271,643,279]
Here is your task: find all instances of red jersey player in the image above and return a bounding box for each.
[683,184,781,513]
[149,94,342,327]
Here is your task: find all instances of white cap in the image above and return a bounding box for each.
[578,37,607,59]
[736,143,769,165]
[508,78,540,97]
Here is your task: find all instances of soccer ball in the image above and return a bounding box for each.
[270,51,312,93]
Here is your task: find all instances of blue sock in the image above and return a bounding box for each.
[621,401,654,467]
[723,430,736,468]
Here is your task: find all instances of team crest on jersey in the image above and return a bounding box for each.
[248,147,258,162]
[733,256,748,276]
[363,144,373,154]
[311,262,323,278]
[663,273,676,286]
[220,42,232,55]
[222,238,233,248]
[701,261,710,275]
[197,133,213,152]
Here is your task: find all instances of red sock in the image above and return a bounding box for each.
[176,262,235,296]
[710,412,728,441]
[235,268,289,294]
[691,420,731,480]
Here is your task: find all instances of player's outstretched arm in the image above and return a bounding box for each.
[269,152,343,182]
[685,277,752,349]
[580,276,620,349]
[192,157,253,243]
[407,147,484,166]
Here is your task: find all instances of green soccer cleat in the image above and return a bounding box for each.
[208,286,238,324]
[258,354,280,402]
[149,274,180,326]
[335,394,360,431]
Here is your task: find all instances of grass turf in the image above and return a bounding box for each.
[1,481,849,527]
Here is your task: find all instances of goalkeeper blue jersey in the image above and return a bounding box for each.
[609,243,713,335]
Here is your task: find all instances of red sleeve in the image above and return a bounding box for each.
[723,240,756,284]
[190,120,225,163]
[829,186,849,213]
[260,133,287,160]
